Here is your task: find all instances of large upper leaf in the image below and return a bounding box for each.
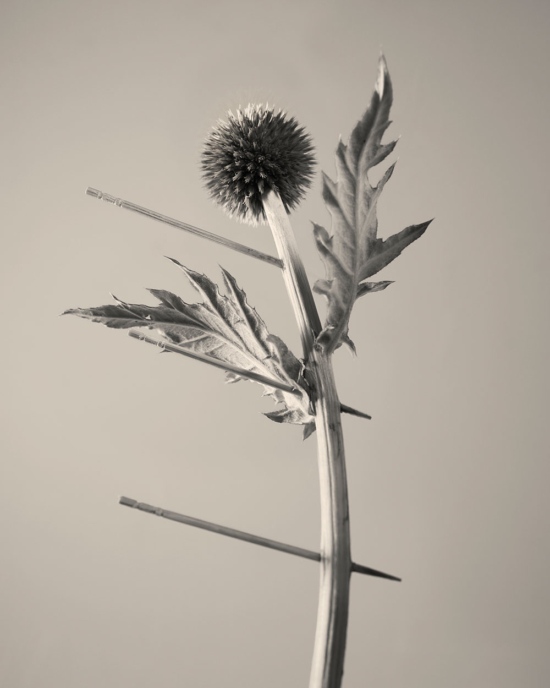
[313,56,432,352]
[64,259,313,427]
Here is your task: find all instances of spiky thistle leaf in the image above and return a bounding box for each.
[313,55,432,352]
[64,260,313,427]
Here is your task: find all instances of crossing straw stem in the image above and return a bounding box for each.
[86,187,282,268]
[119,497,400,582]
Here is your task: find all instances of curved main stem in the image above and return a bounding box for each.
[308,348,351,688]
[263,191,352,688]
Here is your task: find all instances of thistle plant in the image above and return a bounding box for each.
[65,56,431,688]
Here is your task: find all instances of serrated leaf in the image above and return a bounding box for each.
[65,261,313,427]
[313,55,431,351]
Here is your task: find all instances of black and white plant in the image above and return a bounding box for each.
[65,56,431,688]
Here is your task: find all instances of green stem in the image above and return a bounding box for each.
[262,190,351,688]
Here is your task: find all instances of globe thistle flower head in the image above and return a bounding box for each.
[201,104,316,225]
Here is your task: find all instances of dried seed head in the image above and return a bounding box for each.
[201,105,316,225]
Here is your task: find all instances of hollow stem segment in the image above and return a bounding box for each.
[262,190,351,688]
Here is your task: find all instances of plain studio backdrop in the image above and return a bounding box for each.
[2,1,549,686]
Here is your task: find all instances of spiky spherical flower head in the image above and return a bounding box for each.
[201,105,315,225]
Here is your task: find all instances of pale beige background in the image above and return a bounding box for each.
[2,0,549,686]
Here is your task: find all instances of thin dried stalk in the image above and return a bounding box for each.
[119,497,400,581]
[128,329,301,395]
[86,187,283,268]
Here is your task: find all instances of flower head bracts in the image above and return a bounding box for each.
[201,105,315,225]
